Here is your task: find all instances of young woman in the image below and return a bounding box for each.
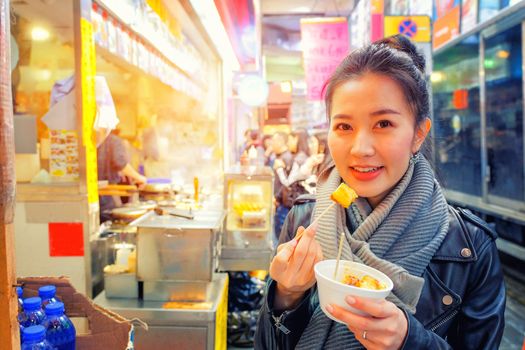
[255,35,505,349]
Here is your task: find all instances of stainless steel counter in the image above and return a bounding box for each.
[130,209,225,230]
[94,273,228,350]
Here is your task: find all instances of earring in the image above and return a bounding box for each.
[410,151,420,164]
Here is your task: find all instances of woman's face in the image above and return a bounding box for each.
[327,73,428,208]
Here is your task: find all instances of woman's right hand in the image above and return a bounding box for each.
[269,226,323,309]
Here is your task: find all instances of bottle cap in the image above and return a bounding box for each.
[23,297,42,312]
[16,287,23,298]
[22,325,46,342]
[38,285,56,299]
[45,301,65,316]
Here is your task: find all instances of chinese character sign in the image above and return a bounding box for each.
[301,18,349,101]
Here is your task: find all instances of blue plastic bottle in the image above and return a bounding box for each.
[19,297,46,328]
[39,285,60,307]
[43,302,76,350]
[21,325,54,350]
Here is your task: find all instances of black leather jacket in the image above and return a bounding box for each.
[255,197,506,349]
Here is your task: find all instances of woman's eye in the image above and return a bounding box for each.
[336,123,352,131]
[377,120,392,128]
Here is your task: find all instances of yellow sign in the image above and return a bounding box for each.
[214,275,228,350]
[384,16,431,43]
[80,18,99,204]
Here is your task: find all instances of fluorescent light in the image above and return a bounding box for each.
[189,0,240,71]
[31,27,50,41]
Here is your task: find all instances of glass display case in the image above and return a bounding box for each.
[220,165,274,271]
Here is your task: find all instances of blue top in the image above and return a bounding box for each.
[23,297,42,312]
[38,285,56,299]
[22,325,46,342]
[45,301,65,316]
[16,287,23,298]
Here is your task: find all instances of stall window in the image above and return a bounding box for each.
[484,24,524,202]
[432,35,482,196]
[10,3,77,183]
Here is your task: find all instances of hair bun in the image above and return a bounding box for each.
[377,35,426,74]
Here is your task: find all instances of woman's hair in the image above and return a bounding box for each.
[323,35,431,157]
[293,128,310,156]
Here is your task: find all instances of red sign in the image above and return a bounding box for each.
[301,18,349,101]
[48,223,84,257]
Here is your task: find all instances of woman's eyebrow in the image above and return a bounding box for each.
[331,114,352,120]
[370,108,401,116]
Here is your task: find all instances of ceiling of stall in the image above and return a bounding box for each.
[11,0,74,42]
[261,0,356,82]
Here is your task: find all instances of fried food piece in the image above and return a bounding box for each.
[342,273,386,290]
[330,183,358,208]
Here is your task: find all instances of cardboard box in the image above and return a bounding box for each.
[18,276,133,349]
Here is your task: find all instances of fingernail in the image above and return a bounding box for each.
[346,296,356,304]
[326,304,333,313]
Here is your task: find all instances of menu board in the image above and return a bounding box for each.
[300,18,349,101]
[50,130,79,179]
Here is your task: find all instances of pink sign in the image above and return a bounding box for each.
[301,18,349,101]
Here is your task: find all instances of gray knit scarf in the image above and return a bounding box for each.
[295,156,449,350]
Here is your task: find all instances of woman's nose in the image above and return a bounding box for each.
[350,131,374,157]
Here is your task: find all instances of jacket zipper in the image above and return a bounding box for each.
[430,309,459,332]
[272,312,291,335]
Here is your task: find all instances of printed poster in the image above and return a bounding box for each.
[50,130,79,179]
[301,17,349,101]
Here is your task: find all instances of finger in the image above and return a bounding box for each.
[344,296,395,318]
[273,240,298,265]
[327,304,382,332]
[297,240,319,276]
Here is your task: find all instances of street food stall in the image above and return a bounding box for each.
[11,0,225,285]
[95,205,228,349]
[220,165,274,271]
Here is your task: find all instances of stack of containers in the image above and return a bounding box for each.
[17,285,76,350]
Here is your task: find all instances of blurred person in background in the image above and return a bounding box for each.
[271,132,294,241]
[262,134,275,167]
[97,129,147,221]
[288,128,310,166]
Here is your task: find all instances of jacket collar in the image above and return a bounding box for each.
[432,207,477,262]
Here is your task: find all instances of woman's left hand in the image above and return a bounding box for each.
[326,296,408,350]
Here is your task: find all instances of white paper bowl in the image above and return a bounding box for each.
[314,260,393,323]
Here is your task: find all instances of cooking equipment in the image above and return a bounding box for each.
[131,209,224,301]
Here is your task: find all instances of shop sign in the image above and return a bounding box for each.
[433,0,460,21]
[433,6,460,50]
[384,16,431,42]
[301,17,349,101]
[461,0,479,33]
[371,0,384,42]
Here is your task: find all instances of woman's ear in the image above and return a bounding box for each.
[412,118,432,153]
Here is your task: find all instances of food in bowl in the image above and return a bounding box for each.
[342,272,387,290]
[314,260,393,322]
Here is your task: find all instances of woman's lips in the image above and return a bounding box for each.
[349,166,384,181]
